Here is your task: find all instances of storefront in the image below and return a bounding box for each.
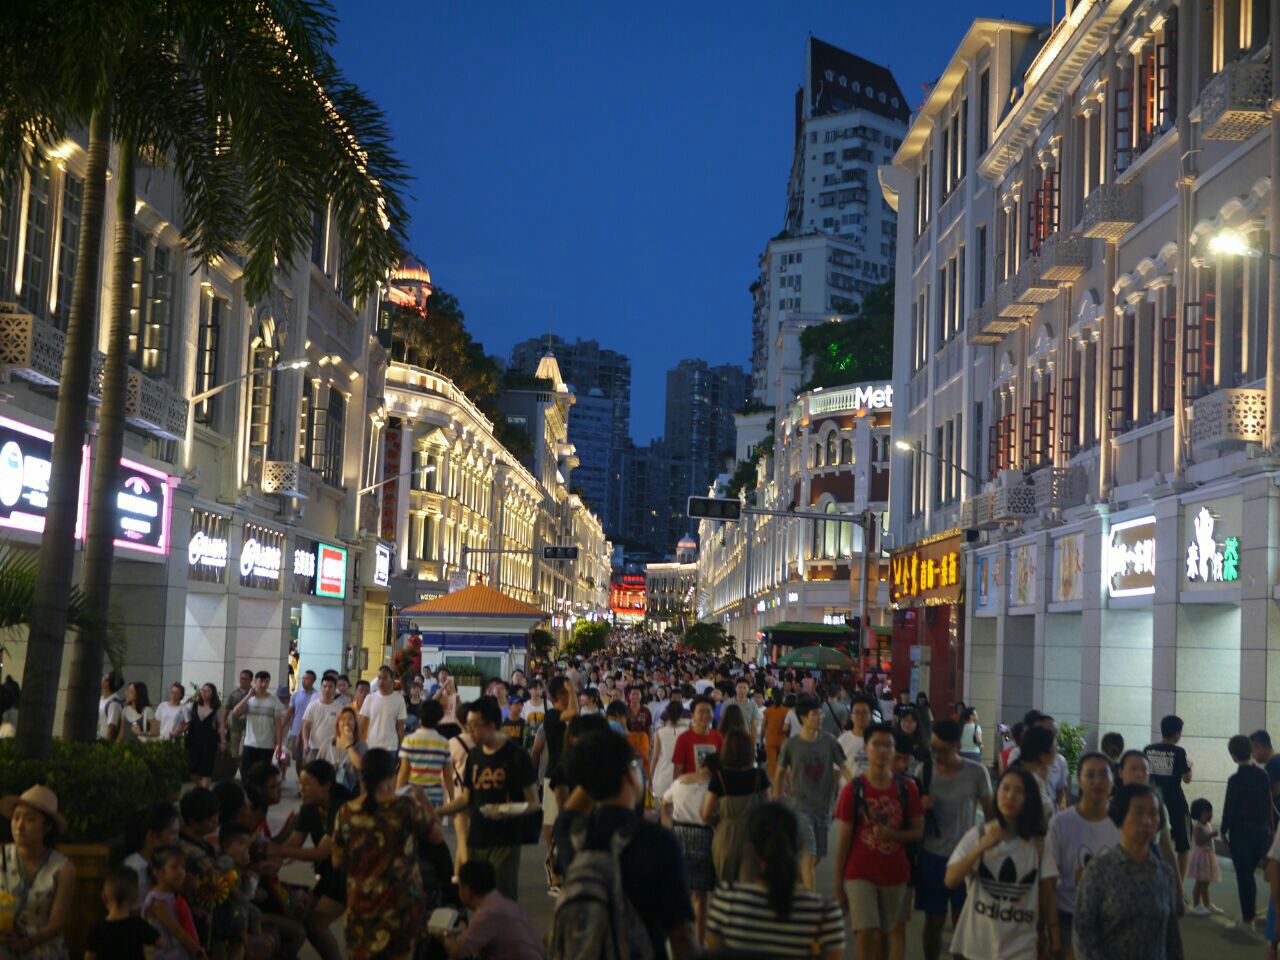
[289,535,351,680]
[356,538,394,679]
[889,529,965,709]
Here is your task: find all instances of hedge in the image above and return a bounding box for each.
[0,739,188,843]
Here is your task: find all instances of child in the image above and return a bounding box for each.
[85,867,160,960]
[144,846,206,959]
[1188,798,1223,916]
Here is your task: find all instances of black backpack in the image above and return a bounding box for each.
[849,773,919,873]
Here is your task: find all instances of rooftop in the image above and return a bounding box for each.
[401,583,546,618]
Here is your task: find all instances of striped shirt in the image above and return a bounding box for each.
[399,727,451,805]
[706,882,844,958]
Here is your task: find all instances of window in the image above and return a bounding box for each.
[310,207,328,271]
[248,333,277,456]
[18,156,52,317]
[978,69,991,154]
[975,226,988,307]
[827,434,838,464]
[128,234,177,379]
[0,184,16,297]
[841,438,853,463]
[318,388,346,486]
[194,293,225,425]
[53,172,83,330]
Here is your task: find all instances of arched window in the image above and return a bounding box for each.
[814,442,824,468]
[841,439,854,463]
[827,434,838,464]
[824,501,839,559]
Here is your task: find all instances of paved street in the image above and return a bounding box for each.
[271,791,1271,958]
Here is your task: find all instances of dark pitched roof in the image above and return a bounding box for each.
[808,36,910,124]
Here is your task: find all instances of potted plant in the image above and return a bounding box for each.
[446,662,484,702]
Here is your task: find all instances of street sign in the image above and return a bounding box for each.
[687,496,742,522]
[542,545,579,560]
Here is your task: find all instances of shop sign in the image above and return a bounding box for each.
[381,430,401,541]
[1108,516,1156,598]
[315,543,347,599]
[974,552,1002,612]
[240,523,284,590]
[1053,532,1084,603]
[188,510,229,584]
[1182,498,1241,588]
[890,530,963,607]
[1010,543,1038,607]
[373,543,392,587]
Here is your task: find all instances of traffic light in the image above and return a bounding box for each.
[542,545,579,561]
[687,496,742,522]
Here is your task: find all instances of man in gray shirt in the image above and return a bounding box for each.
[775,695,853,888]
[916,718,993,960]
[819,685,850,739]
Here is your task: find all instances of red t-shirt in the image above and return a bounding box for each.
[835,774,923,885]
[672,728,724,775]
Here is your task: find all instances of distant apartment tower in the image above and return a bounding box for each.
[751,37,910,403]
[569,389,614,521]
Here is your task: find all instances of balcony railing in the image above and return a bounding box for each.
[124,367,173,437]
[1081,183,1141,241]
[1032,465,1086,511]
[991,473,1037,522]
[1191,388,1266,450]
[1037,233,1092,282]
[261,459,311,497]
[1015,256,1060,305]
[959,490,995,529]
[1200,61,1271,141]
[995,277,1039,319]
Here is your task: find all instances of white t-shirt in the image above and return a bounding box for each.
[241,693,285,749]
[664,777,711,824]
[1267,827,1280,863]
[1042,806,1121,914]
[302,697,344,752]
[98,695,123,740]
[122,705,155,741]
[155,702,190,740]
[783,711,803,738]
[837,731,868,777]
[694,678,714,695]
[360,688,407,751]
[948,826,1041,960]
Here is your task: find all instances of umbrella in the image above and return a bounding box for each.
[776,645,855,670]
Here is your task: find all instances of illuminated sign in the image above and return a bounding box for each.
[316,543,348,599]
[373,543,392,587]
[1053,533,1084,603]
[188,510,230,584]
[1184,501,1241,586]
[293,547,316,579]
[240,524,284,589]
[1108,516,1156,597]
[890,531,963,607]
[806,383,894,417]
[1010,543,1038,607]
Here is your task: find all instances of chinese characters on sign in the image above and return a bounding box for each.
[890,531,964,607]
[1108,516,1156,597]
[1183,500,1241,586]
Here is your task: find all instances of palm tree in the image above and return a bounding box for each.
[0,0,408,754]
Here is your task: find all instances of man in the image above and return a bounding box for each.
[300,674,343,763]
[732,679,760,741]
[915,719,992,960]
[554,728,699,959]
[837,698,874,778]
[224,669,253,756]
[502,696,526,744]
[893,689,914,721]
[532,674,577,891]
[833,722,924,960]
[437,696,539,900]
[819,685,849,740]
[1007,711,1070,809]
[434,859,544,959]
[359,666,406,752]
[1224,733,1274,932]
[333,674,352,706]
[432,666,451,701]
[1117,750,1180,884]
[693,668,714,696]
[283,669,318,784]
[352,678,370,714]
[775,695,853,887]
[1250,729,1280,820]
[1145,714,1193,883]
[671,696,723,776]
[398,699,455,809]
[231,671,285,781]
[98,672,124,741]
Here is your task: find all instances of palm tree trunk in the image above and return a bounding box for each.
[63,141,134,742]
[16,106,112,758]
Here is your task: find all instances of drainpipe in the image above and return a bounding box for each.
[1268,0,1280,450]
[1099,240,1116,502]
[1173,2,1195,479]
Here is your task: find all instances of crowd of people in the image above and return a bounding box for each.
[1,630,1277,958]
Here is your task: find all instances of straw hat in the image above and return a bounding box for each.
[0,785,68,835]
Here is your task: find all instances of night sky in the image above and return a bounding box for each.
[332,0,1014,441]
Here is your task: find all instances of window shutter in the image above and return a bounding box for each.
[1060,376,1079,456]
[1115,81,1133,173]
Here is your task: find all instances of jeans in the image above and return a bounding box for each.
[1227,820,1270,921]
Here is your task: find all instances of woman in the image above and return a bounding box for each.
[782,693,802,738]
[944,767,1046,960]
[763,690,790,780]
[959,706,983,763]
[0,786,76,960]
[915,692,934,740]
[703,728,770,885]
[661,750,715,942]
[1014,724,1059,821]
[155,683,190,741]
[718,703,746,738]
[1074,784,1181,960]
[321,707,366,794]
[332,749,438,960]
[120,801,179,902]
[893,707,930,774]
[271,759,352,960]
[433,677,460,740]
[705,802,844,959]
[650,702,685,804]
[186,682,224,788]
[121,681,157,741]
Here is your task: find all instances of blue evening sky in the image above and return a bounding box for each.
[332,0,1013,441]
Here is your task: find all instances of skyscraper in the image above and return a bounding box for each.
[568,389,614,521]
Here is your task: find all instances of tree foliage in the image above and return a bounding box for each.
[564,620,610,657]
[724,419,774,502]
[800,280,894,392]
[528,628,556,664]
[683,621,731,655]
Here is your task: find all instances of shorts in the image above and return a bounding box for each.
[542,778,560,827]
[287,734,304,764]
[845,879,907,932]
[914,850,966,916]
[795,805,830,857]
[1168,805,1190,853]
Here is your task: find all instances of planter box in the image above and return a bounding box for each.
[59,842,110,956]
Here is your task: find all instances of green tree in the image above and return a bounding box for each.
[566,620,610,657]
[683,622,730,655]
[799,280,895,391]
[1,0,407,754]
[528,628,556,664]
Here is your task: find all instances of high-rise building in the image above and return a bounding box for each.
[751,37,910,403]
[568,389,614,521]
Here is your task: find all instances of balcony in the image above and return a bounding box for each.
[991,473,1037,522]
[995,277,1039,319]
[124,367,172,436]
[959,490,995,529]
[1081,183,1141,240]
[1190,388,1266,451]
[0,306,63,386]
[1014,257,1059,305]
[1032,466,1086,511]
[261,459,311,497]
[1037,233,1092,282]
[1200,61,1271,141]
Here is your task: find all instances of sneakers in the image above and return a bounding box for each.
[1208,903,1224,915]
[547,883,561,897]
[1234,919,1260,937]
[1188,905,1210,917]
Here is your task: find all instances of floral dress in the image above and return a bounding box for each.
[0,845,69,960]
[332,795,433,959]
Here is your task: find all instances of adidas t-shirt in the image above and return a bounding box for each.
[948,826,1040,960]
[1042,806,1120,914]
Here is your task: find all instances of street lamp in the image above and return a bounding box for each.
[1207,228,1263,259]
[356,466,434,497]
[188,357,311,406]
[895,438,983,483]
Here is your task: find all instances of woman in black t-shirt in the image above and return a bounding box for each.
[704,729,770,884]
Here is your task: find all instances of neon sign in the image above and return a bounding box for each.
[1108,516,1156,597]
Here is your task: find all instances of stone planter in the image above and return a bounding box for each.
[58,842,110,956]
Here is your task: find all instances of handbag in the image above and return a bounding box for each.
[516,807,544,844]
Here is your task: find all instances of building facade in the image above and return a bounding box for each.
[887,2,1280,811]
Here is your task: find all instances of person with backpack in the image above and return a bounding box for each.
[833,722,924,960]
[550,728,698,960]
[916,718,993,960]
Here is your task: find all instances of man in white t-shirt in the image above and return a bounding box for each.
[836,699,874,777]
[231,670,285,780]
[98,672,124,741]
[360,665,407,751]
[301,674,344,763]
